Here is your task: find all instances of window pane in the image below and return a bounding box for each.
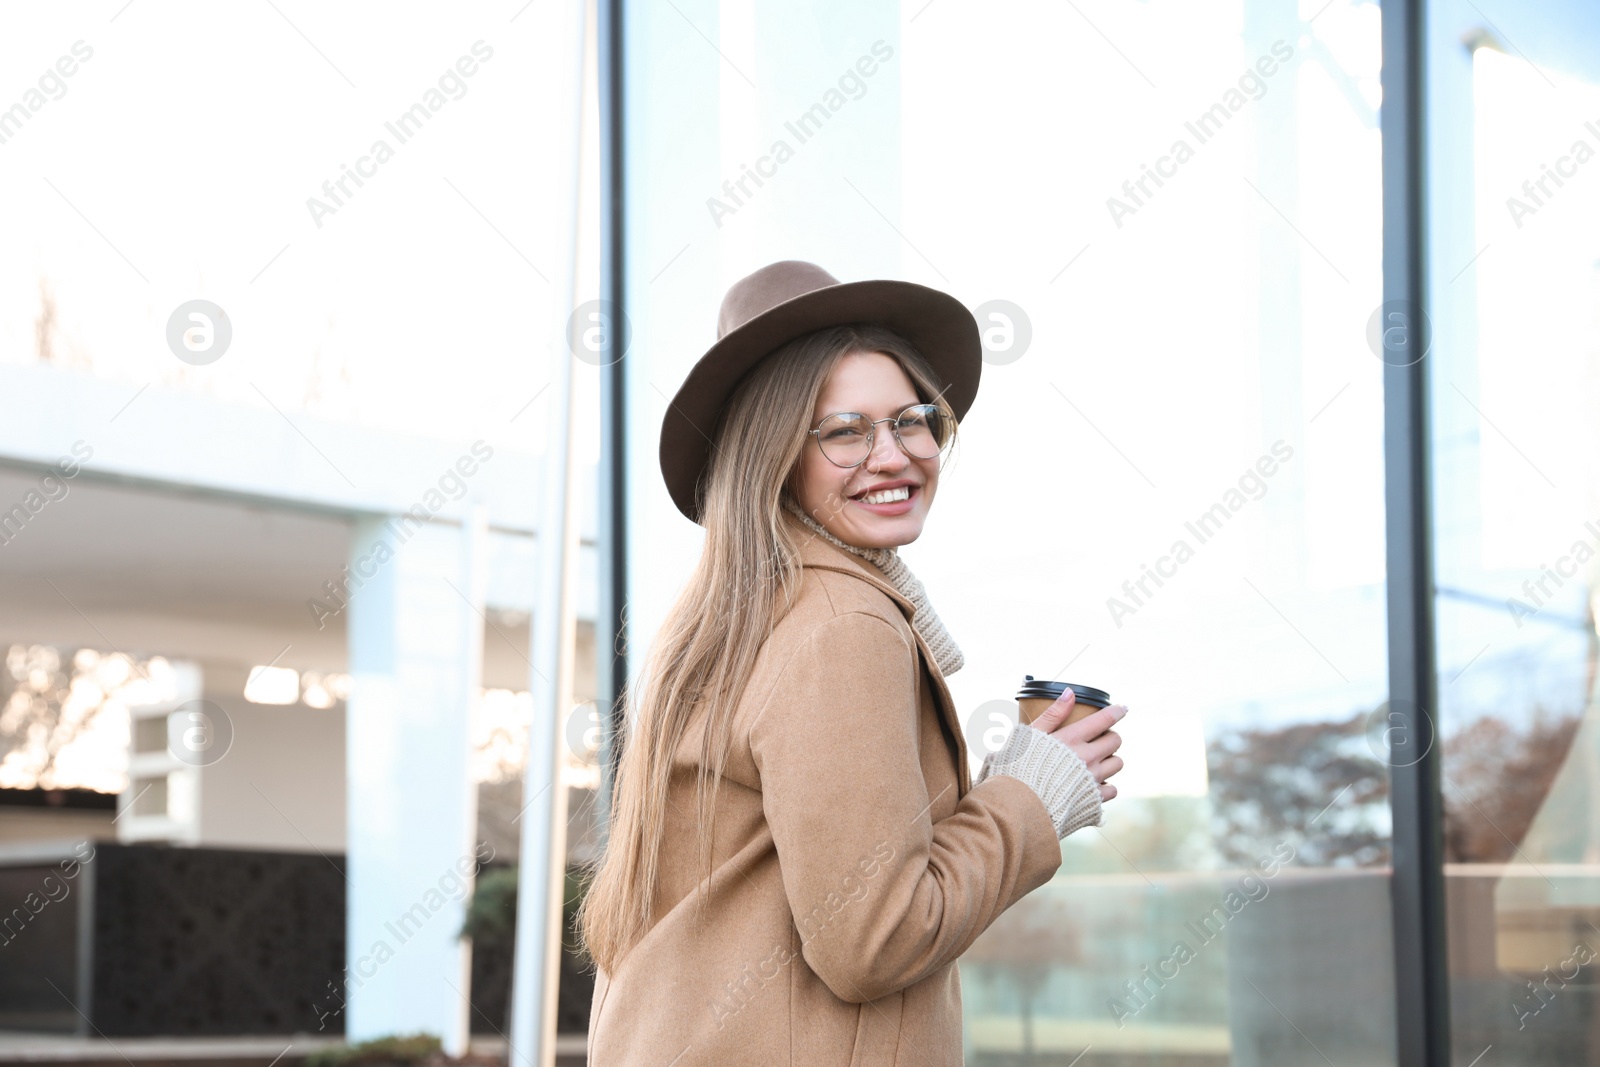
[622,1,1395,1062]
[1429,3,1600,1062]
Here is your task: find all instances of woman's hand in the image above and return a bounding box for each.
[1026,690,1127,802]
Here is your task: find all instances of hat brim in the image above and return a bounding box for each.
[659,278,982,524]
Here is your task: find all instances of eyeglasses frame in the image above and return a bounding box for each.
[805,402,950,469]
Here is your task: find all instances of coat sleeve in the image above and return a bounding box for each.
[748,610,1064,1004]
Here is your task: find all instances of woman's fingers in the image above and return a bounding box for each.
[1061,729,1121,771]
[1057,704,1127,744]
[1079,729,1122,762]
[1028,689,1078,733]
[1028,698,1128,801]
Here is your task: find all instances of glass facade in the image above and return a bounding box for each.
[1429,1,1600,1062]
[0,0,1594,1058]
[617,0,1407,1062]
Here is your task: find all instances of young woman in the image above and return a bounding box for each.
[578,261,1128,1066]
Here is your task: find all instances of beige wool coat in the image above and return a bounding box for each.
[586,513,1065,1066]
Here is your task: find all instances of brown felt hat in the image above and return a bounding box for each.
[660,260,983,524]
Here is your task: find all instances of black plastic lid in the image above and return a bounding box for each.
[1014,675,1110,707]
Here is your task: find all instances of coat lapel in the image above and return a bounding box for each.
[786,517,972,796]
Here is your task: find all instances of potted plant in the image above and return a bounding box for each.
[305,1033,442,1067]
[460,863,597,1031]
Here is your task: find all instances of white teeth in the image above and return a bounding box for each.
[859,486,910,505]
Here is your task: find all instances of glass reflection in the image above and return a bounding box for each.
[621,0,1397,1063]
[1432,6,1600,1061]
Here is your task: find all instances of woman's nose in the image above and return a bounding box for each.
[864,429,910,471]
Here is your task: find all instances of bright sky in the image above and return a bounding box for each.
[0,0,601,465]
[1470,47,1600,563]
[5,1,1597,802]
[619,0,1392,798]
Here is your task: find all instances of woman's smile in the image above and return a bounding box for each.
[848,480,920,514]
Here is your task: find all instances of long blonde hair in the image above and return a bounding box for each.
[574,323,959,975]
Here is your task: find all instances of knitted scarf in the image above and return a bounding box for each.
[782,498,965,677]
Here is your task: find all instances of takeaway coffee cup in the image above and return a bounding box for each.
[1016,675,1111,727]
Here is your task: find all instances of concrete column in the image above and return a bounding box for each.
[344,513,485,1050]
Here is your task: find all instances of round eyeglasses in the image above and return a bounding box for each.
[807,403,951,468]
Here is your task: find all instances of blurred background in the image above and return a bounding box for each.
[1,0,1597,1065]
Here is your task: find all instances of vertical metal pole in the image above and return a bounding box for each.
[1380,0,1452,1062]
[507,1,588,1063]
[448,504,489,1056]
[595,0,629,835]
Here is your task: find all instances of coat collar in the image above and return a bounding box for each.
[784,512,915,613]
[780,512,972,795]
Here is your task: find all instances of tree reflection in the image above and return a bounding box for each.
[965,896,1082,1065]
[1442,710,1582,863]
[1208,711,1389,868]
[1206,705,1585,867]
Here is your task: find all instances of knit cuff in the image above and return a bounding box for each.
[974,723,1104,839]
